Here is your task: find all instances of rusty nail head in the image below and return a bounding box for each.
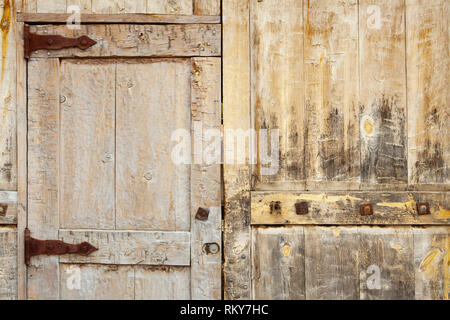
[204,243,220,255]
[195,207,210,221]
[295,201,309,215]
[417,202,430,215]
[0,204,7,216]
[360,204,373,216]
[270,201,282,215]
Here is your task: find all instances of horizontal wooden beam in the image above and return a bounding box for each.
[251,191,450,225]
[17,13,221,24]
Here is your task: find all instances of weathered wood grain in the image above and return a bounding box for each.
[251,191,450,225]
[0,227,17,300]
[27,24,221,58]
[359,227,414,299]
[92,0,146,13]
[60,264,134,299]
[0,191,16,224]
[252,227,305,300]
[59,230,190,266]
[406,0,449,186]
[304,0,360,188]
[359,0,408,186]
[190,57,222,299]
[36,0,65,13]
[27,58,60,300]
[116,59,191,231]
[146,0,192,14]
[135,266,190,299]
[223,0,251,300]
[194,0,220,15]
[66,0,92,13]
[0,0,17,190]
[60,60,115,229]
[251,0,305,186]
[413,227,449,300]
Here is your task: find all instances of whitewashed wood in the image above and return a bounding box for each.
[190,57,222,300]
[223,0,252,300]
[194,0,220,15]
[59,230,190,265]
[60,264,134,299]
[36,0,65,13]
[413,227,449,300]
[92,0,146,13]
[27,58,60,300]
[116,59,191,231]
[20,0,37,13]
[0,0,17,190]
[146,0,192,14]
[252,227,305,300]
[66,0,92,13]
[28,24,221,58]
[359,227,414,299]
[60,60,115,229]
[0,191,17,224]
[135,266,190,299]
[406,0,449,185]
[305,227,359,299]
[0,227,17,300]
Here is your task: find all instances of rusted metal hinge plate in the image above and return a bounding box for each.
[25,228,97,265]
[24,25,97,59]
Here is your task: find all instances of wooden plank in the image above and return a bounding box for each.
[251,0,305,186]
[0,0,17,190]
[146,0,193,14]
[59,230,190,266]
[135,266,190,299]
[190,57,222,300]
[304,0,360,188]
[27,58,60,300]
[0,191,17,224]
[36,0,65,13]
[66,0,92,13]
[194,0,220,15]
[413,227,449,300]
[116,59,191,231]
[251,191,450,225]
[0,227,17,300]
[60,59,115,229]
[20,0,37,13]
[17,13,221,23]
[252,227,305,300]
[91,0,147,14]
[27,24,221,58]
[223,0,251,300]
[60,264,134,299]
[305,227,359,299]
[359,0,408,186]
[406,0,449,185]
[359,227,414,299]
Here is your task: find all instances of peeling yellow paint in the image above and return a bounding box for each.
[282,245,290,257]
[391,243,403,251]
[332,228,340,237]
[434,208,450,220]
[419,249,441,274]
[377,196,416,212]
[445,237,449,300]
[363,119,374,135]
[297,193,363,204]
[0,0,11,85]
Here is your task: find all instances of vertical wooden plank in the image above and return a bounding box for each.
[135,266,190,300]
[194,0,220,15]
[406,0,449,186]
[0,0,17,190]
[146,0,192,14]
[304,0,360,188]
[413,227,449,300]
[251,0,305,186]
[92,0,146,13]
[0,227,17,299]
[252,227,305,300]
[190,57,222,300]
[60,264,135,300]
[223,0,251,300]
[36,0,65,13]
[20,0,37,13]
[116,60,191,231]
[66,0,92,13]
[59,60,115,230]
[27,58,60,300]
[359,227,414,300]
[305,227,359,299]
[359,0,408,186]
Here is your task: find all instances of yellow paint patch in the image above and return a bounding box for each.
[298,193,363,204]
[332,228,340,237]
[1,0,11,85]
[363,119,374,135]
[419,249,441,275]
[377,196,416,212]
[282,245,290,257]
[433,208,450,220]
[391,243,403,251]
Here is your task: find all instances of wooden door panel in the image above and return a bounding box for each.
[116,59,191,231]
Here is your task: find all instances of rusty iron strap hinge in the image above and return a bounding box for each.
[24,228,98,265]
[24,25,97,59]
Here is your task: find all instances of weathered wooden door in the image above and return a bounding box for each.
[223,0,449,300]
[25,21,221,300]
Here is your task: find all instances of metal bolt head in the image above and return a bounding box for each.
[60,95,66,103]
[417,202,430,215]
[270,201,282,215]
[360,204,373,216]
[0,204,7,217]
[195,207,210,221]
[204,243,220,255]
[295,201,309,215]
